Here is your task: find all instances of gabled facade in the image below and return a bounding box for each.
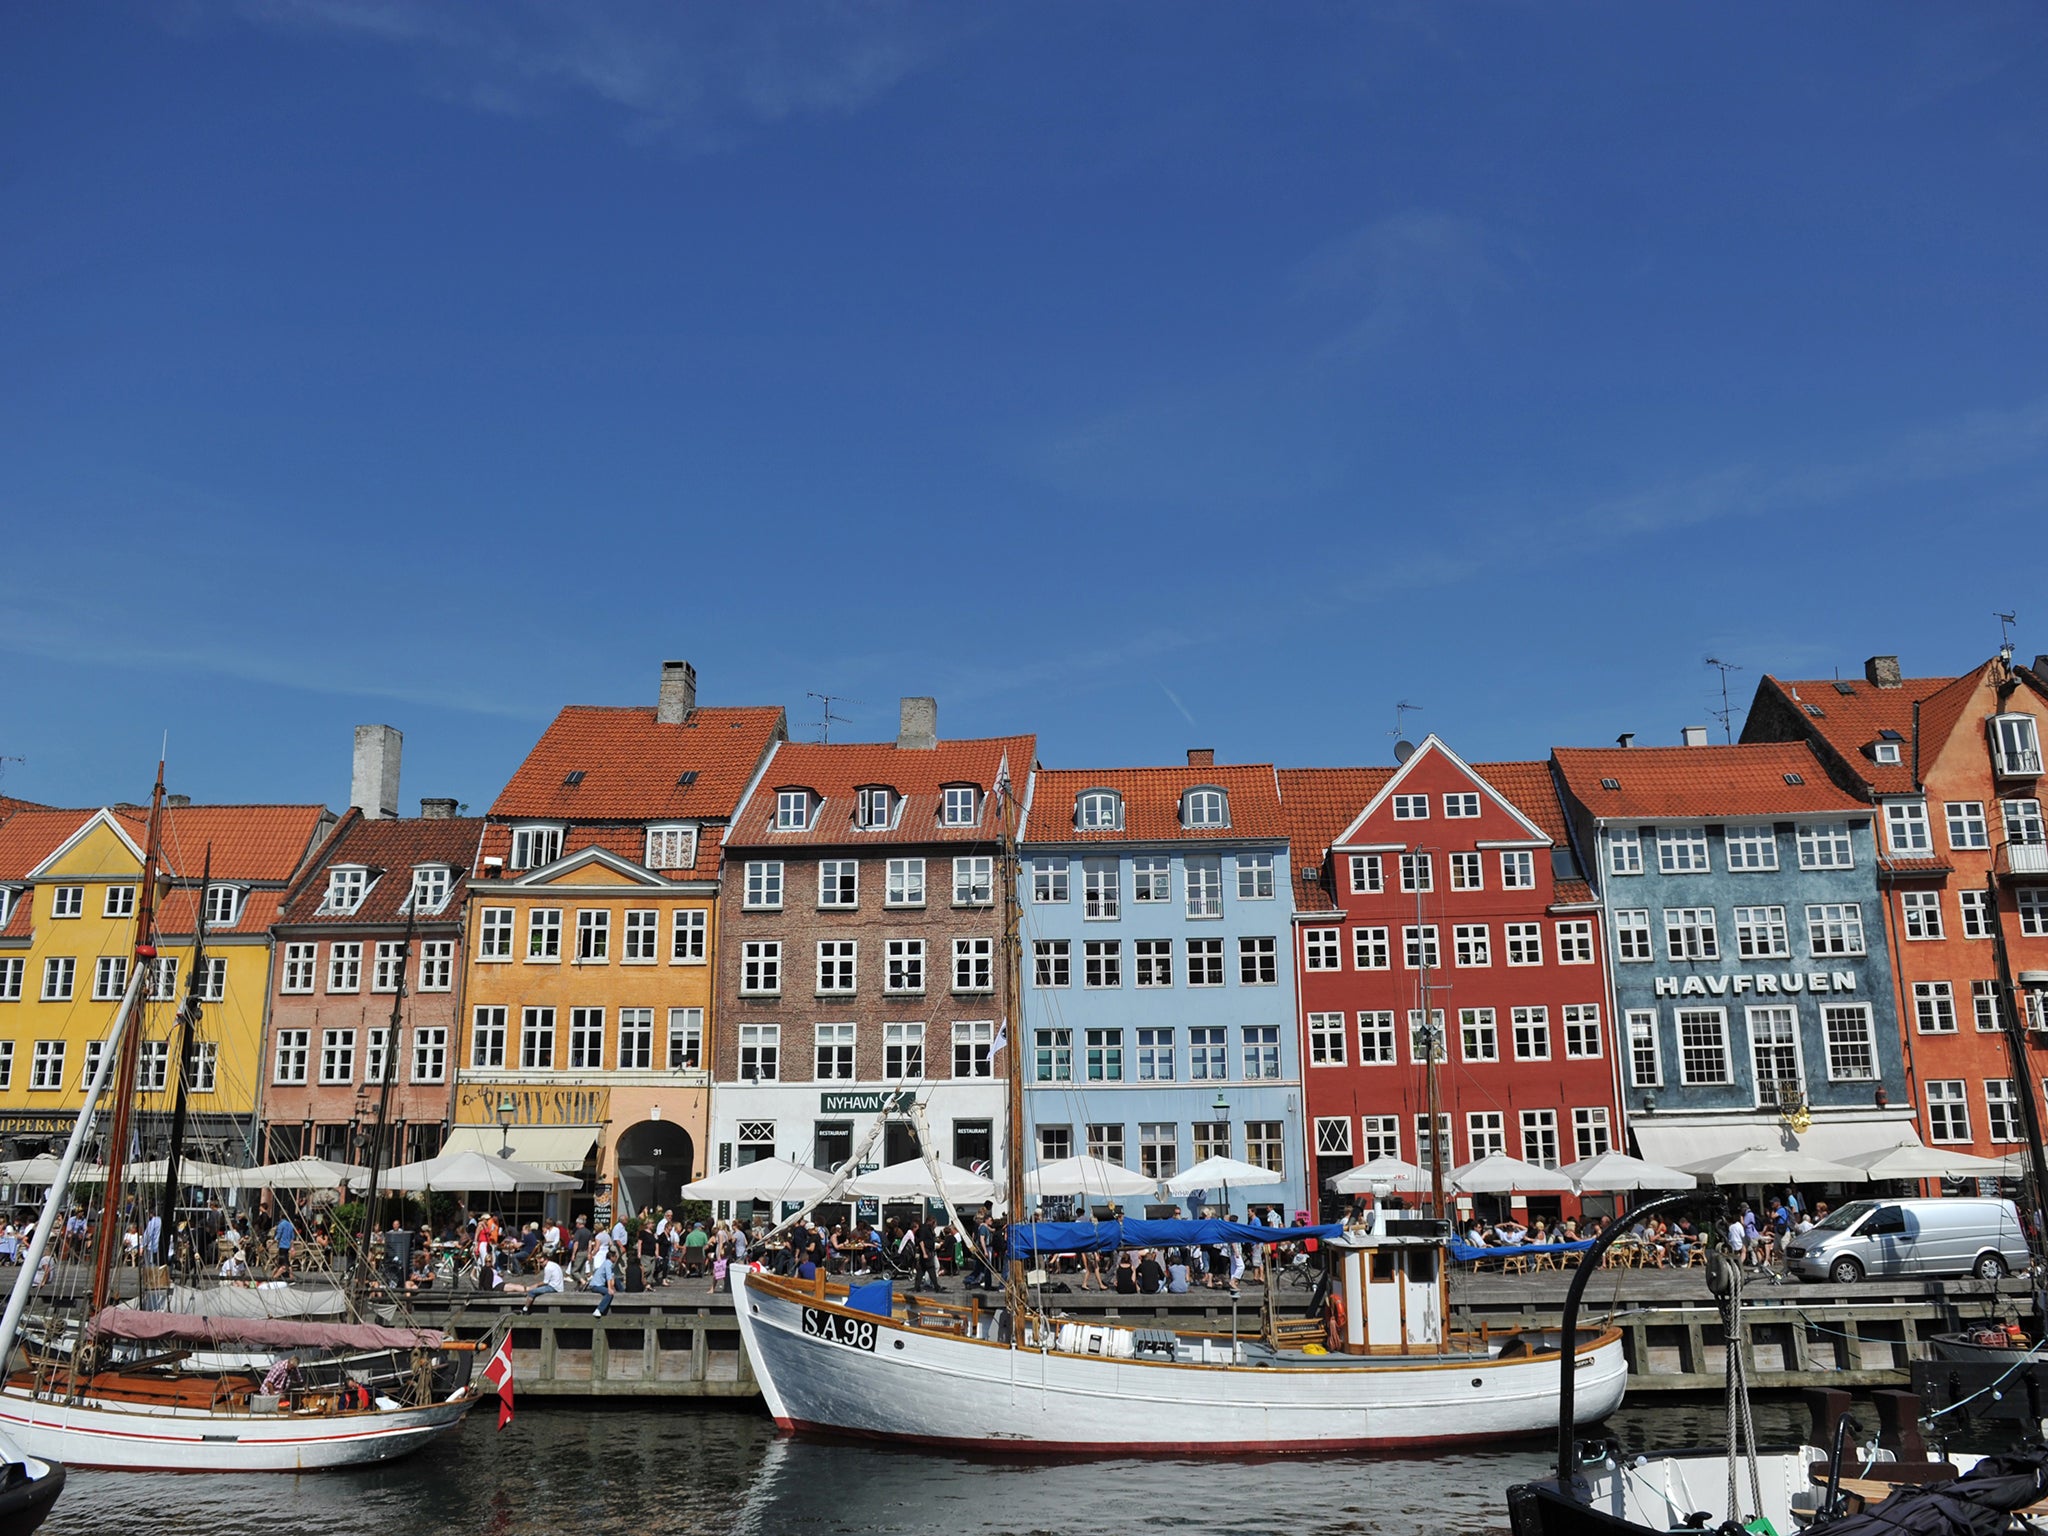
[456,662,784,1219]
[1744,651,2048,1157]
[1552,738,1912,1167]
[0,800,331,1158]
[1019,754,1302,1219]
[710,700,1034,1198]
[262,807,485,1168]
[1282,740,1619,1222]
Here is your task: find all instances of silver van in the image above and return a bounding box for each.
[1783,1197,2028,1284]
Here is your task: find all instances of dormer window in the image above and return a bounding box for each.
[775,790,812,831]
[942,786,978,827]
[201,884,242,928]
[1992,714,2043,779]
[645,825,698,870]
[510,826,563,870]
[1076,790,1122,831]
[0,888,13,927]
[1182,788,1228,829]
[319,867,371,915]
[1873,741,1901,765]
[404,865,454,915]
[857,787,895,829]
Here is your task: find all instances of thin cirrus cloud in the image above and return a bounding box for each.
[1288,210,1509,361]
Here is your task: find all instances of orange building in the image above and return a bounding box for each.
[1746,650,2048,1158]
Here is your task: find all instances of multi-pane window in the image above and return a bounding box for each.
[1677,1008,1730,1084]
[741,941,781,996]
[478,907,513,959]
[527,909,562,960]
[1185,857,1222,918]
[372,940,406,993]
[1573,1107,1613,1161]
[1954,888,1989,939]
[364,1027,391,1087]
[1136,1027,1175,1081]
[575,908,611,961]
[738,1024,779,1082]
[1083,940,1122,988]
[328,941,362,993]
[1037,1125,1072,1162]
[510,827,562,869]
[745,861,784,910]
[624,907,660,962]
[1823,1005,1876,1080]
[615,1010,655,1070]
[816,940,856,994]
[150,956,179,1000]
[645,825,696,869]
[1987,1080,2022,1144]
[1407,1009,1447,1063]
[954,938,994,992]
[1403,925,1440,969]
[1459,1008,1498,1062]
[1733,906,1789,959]
[1400,852,1433,893]
[1467,1111,1506,1161]
[1613,910,1652,962]
[1992,714,2045,776]
[669,908,707,963]
[1926,1079,1970,1144]
[1183,789,1227,828]
[1308,1012,1347,1065]
[49,886,83,918]
[952,1020,994,1078]
[272,1032,307,1086]
[887,857,926,907]
[1664,908,1719,961]
[1725,825,1779,872]
[92,884,133,920]
[1974,980,2004,1033]
[202,883,241,927]
[953,857,994,906]
[192,1042,218,1093]
[1886,800,1932,855]
[1349,855,1383,894]
[1797,823,1855,870]
[1087,1123,1129,1167]
[1076,790,1120,830]
[668,1008,704,1070]
[321,868,369,914]
[942,786,978,826]
[1141,1123,1180,1180]
[1453,924,1490,967]
[775,790,810,831]
[1659,827,1710,873]
[412,1026,448,1084]
[0,959,20,1001]
[419,939,454,990]
[1393,793,1429,820]
[1914,981,1957,1034]
[1352,926,1390,969]
[471,1006,507,1068]
[1500,850,1536,890]
[884,1022,926,1079]
[1034,1029,1073,1082]
[1127,855,1168,904]
[1032,860,1068,904]
[2005,798,2046,846]
[1358,1011,1397,1064]
[1504,922,1543,966]
[1236,854,1275,899]
[1239,936,1276,985]
[1563,1004,1602,1058]
[1513,1006,1550,1060]
[1748,1006,1802,1103]
[1304,928,1341,970]
[1806,903,1866,956]
[1245,1120,1284,1173]
[1450,852,1483,891]
[2023,888,2048,937]
[1556,920,1594,964]
[819,861,858,908]
[1084,859,1121,918]
[887,939,927,994]
[857,786,894,829]
[1032,939,1070,989]
[1085,1028,1124,1082]
[1520,1110,1559,1169]
[1188,1026,1227,1080]
[93,955,127,1001]
[1361,1116,1401,1161]
[1187,938,1225,986]
[1902,891,1943,940]
[320,1029,355,1085]
[82,1042,108,1094]
[1627,1010,1661,1087]
[1241,1026,1281,1079]
[1609,830,1643,875]
[1445,791,1481,819]
[197,955,225,1002]
[1947,802,1989,850]
[1133,939,1171,987]
[815,1023,856,1081]
[568,1007,605,1069]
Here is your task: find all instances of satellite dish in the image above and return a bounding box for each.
[1393,740,1416,764]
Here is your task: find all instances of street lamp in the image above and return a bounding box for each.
[495,1093,518,1159]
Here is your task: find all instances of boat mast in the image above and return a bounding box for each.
[1986,872,2048,1267]
[156,844,209,1278]
[999,764,1029,1323]
[89,764,166,1320]
[1419,865,1445,1220]
[355,910,412,1300]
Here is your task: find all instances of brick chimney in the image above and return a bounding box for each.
[656,660,697,724]
[1865,655,1902,689]
[419,798,458,819]
[2032,655,2048,677]
[1187,748,1214,767]
[898,697,937,751]
[351,725,402,820]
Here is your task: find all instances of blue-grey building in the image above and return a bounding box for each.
[1018,754,1305,1218]
[1553,736,1916,1167]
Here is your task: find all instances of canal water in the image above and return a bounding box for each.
[41,1397,1994,1535]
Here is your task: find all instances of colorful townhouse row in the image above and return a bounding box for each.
[1,647,2044,1225]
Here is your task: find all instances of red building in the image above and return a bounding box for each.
[1281,737,1620,1224]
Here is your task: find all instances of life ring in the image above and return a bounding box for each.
[1325,1290,1347,1352]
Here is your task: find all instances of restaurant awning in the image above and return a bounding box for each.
[1633,1111,1920,1173]
[440,1125,598,1174]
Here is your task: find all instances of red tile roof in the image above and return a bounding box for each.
[1754,668,1974,796]
[278,812,488,926]
[1275,767,1393,910]
[1469,759,1597,907]
[1552,742,1862,821]
[489,705,785,821]
[727,735,1036,847]
[0,795,50,819]
[1025,765,1285,844]
[0,809,98,883]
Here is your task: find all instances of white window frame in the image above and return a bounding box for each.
[478,907,513,960]
[1181,788,1227,829]
[1236,854,1275,900]
[1563,1003,1602,1059]
[644,824,698,870]
[271,1032,306,1086]
[1609,829,1643,875]
[890,857,928,907]
[1885,800,1932,856]
[1724,825,1779,872]
[1557,919,1594,964]
[1512,1006,1550,1060]
[1627,1009,1662,1087]
[1676,1007,1730,1085]
[1822,1003,1877,1081]
[1500,850,1536,890]
[1797,822,1855,870]
[1901,891,1944,941]
[1613,910,1652,963]
[774,790,811,831]
[1946,802,1989,850]
[1348,854,1383,894]
[952,856,994,907]
[1352,926,1390,970]
[327,941,362,994]
[1658,827,1710,874]
[509,826,563,871]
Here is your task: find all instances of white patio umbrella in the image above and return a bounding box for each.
[1558,1151,1697,1192]
[0,1154,95,1185]
[1679,1146,1866,1186]
[847,1159,998,1203]
[377,1149,580,1194]
[1024,1155,1156,1201]
[226,1156,369,1190]
[125,1158,246,1187]
[1324,1156,1424,1194]
[1449,1152,1573,1194]
[1162,1155,1283,1195]
[680,1156,831,1203]
[1998,1152,2038,1179]
[1841,1141,2009,1180]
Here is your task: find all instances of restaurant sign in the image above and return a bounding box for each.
[819,1091,914,1114]
[455,1085,610,1127]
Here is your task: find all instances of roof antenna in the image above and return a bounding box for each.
[1704,657,1743,744]
[1996,610,2018,667]
[806,692,859,744]
[1391,701,1422,764]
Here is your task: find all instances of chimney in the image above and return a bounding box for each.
[1615,732,1634,749]
[1864,655,1902,689]
[656,660,697,724]
[898,696,937,751]
[1187,748,1214,768]
[419,798,458,820]
[2032,655,2048,677]
[1681,725,1710,747]
[351,724,402,820]
[166,793,191,808]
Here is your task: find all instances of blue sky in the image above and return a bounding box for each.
[5,3,2046,813]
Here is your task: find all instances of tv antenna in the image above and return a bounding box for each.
[806,692,859,744]
[1996,610,2018,665]
[1390,702,1422,764]
[1704,657,1743,744]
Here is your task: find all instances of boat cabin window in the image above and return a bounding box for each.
[1407,1246,1437,1283]
[1864,1206,1906,1236]
[1371,1250,1397,1283]
[1809,1200,1875,1233]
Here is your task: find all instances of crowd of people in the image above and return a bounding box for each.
[1458,1191,1829,1271]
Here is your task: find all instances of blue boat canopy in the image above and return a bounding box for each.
[1446,1238,1593,1262]
[1006,1218,1342,1259]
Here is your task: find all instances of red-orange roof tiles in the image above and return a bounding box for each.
[1469,760,1574,847]
[1025,765,1285,844]
[1757,669,1971,796]
[1275,767,1394,909]
[728,735,1036,847]
[148,804,331,883]
[278,814,488,926]
[490,705,785,821]
[1552,742,1861,821]
[0,809,97,882]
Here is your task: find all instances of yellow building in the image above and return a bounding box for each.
[0,802,330,1158]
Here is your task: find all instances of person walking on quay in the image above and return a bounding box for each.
[913,1217,941,1292]
[590,1249,619,1317]
[141,1211,161,1268]
[274,1210,297,1276]
[384,1219,414,1286]
[684,1221,709,1279]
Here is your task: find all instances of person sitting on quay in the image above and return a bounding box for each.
[1135,1249,1166,1294]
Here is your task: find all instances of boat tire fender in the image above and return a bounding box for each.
[1325,1290,1346,1352]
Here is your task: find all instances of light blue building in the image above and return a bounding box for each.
[1018,756,1305,1220]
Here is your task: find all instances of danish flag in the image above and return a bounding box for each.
[481,1333,515,1430]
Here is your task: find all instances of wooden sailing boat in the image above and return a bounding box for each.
[732,769,1627,1452]
[0,768,484,1472]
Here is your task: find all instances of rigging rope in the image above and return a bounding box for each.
[1719,1253,1764,1525]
